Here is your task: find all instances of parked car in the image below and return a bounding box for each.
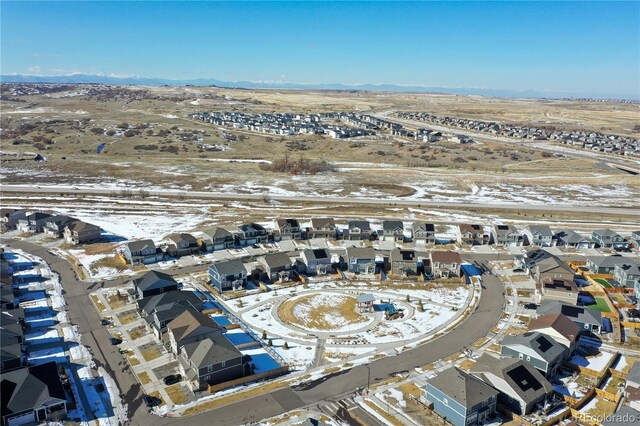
[163,374,182,386]
[523,303,537,310]
[101,319,111,326]
[512,268,525,273]
[109,337,122,345]
[142,394,161,407]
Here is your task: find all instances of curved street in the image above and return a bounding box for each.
[6,239,505,426]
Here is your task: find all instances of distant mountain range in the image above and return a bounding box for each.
[0,73,623,100]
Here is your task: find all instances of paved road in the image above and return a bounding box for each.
[3,185,639,216]
[8,240,505,426]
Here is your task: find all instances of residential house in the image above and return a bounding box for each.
[412,222,436,245]
[0,209,26,231]
[275,219,302,240]
[308,218,336,239]
[236,223,268,246]
[1,284,17,310]
[122,239,163,265]
[16,212,52,233]
[554,230,595,248]
[586,255,634,274]
[346,247,376,275]
[300,249,332,275]
[63,221,101,245]
[430,251,462,278]
[613,263,640,289]
[524,250,576,284]
[528,313,580,357]
[43,215,77,238]
[539,278,579,305]
[536,300,601,335]
[165,233,200,257]
[592,229,627,249]
[522,225,554,247]
[470,354,554,415]
[133,270,179,299]
[258,253,294,282]
[389,249,418,276]
[137,290,204,339]
[630,231,640,249]
[200,227,235,252]
[1,325,24,373]
[491,224,522,246]
[168,310,249,391]
[345,220,372,241]
[425,367,498,426]
[209,259,248,292]
[625,362,640,412]
[0,362,68,425]
[458,224,487,246]
[381,220,405,242]
[501,332,566,377]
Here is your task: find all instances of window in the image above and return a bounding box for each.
[519,353,524,359]
[203,375,210,381]
[207,365,213,373]
[221,360,226,367]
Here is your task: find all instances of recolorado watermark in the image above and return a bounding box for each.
[590,412,637,423]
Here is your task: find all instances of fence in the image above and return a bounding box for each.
[207,366,289,393]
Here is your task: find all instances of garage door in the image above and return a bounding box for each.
[8,411,36,426]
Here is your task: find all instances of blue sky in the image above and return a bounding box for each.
[2,1,639,98]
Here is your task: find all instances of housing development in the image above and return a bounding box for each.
[2,2,640,425]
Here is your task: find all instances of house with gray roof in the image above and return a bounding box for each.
[236,223,268,246]
[346,247,376,275]
[614,263,640,289]
[1,362,68,425]
[137,290,204,339]
[345,220,372,241]
[300,248,332,275]
[626,362,640,411]
[470,353,553,415]
[258,253,294,282]
[592,229,627,249]
[381,220,405,242]
[491,224,522,246]
[177,333,251,392]
[412,222,436,244]
[0,209,26,231]
[587,255,636,274]
[536,300,601,334]
[200,227,235,252]
[554,230,595,248]
[522,225,554,247]
[43,215,77,238]
[275,218,302,240]
[209,259,247,292]
[389,249,419,276]
[122,239,163,265]
[16,212,52,233]
[426,367,498,426]
[1,324,24,373]
[501,332,565,377]
[540,278,579,305]
[132,270,179,299]
[458,224,487,246]
[631,231,640,249]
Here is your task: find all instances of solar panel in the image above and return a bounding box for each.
[506,365,542,392]
[561,304,583,318]
[312,249,328,259]
[536,336,553,353]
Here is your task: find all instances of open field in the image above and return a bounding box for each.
[1,84,638,213]
[277,293,366,331]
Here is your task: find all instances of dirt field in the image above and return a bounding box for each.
[277,293,367,331]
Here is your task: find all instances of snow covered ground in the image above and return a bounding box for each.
[570,350,616,374]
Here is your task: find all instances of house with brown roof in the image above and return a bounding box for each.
[165,233,200,257]
[63,221,101,245]
[538,278,579,305]
[308,218,336,239]
[457,224,487,246]
[167,309,249,391]
[430,251,462,278]
[528,313,580,357]
[275,218,302,240]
